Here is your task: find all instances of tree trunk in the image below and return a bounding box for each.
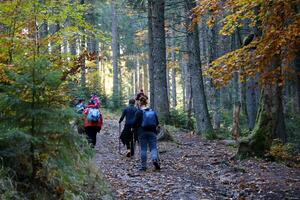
[185,0,213,134]
[171,60,177,108]
[69,36,77,56]
[238,57,287,157]
[180,56,186,111]
[187,81,193,130]
[101,52,106,96]
[207,20,220,130]
[78,0,86,91]
[86,0,96,54]
[246,77,258,130]
[80,34,86,90]
[199,19,208,64]
[134,65,138,94]
[295,47,300,114]
[148,0,155,108]
[131,71,135,97]
[139,59,143,91]
[143,61,149,95]
[171,29,177,108]
[63,35,68,55]
[39,20,48,39]
[232,102,241,140]
[231,31,245,122]
[183,53,193,129]
[214,89,221,129]
[111,0,120,107]
[95,38,100,92]
[166,52,170,98]
[152,0,169,122]
[183,54,192,113]
[236,28,249,122]
[49,22,61,55]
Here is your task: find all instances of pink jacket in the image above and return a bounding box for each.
[90,96,100,108]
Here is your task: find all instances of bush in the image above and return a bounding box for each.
[270,139,300,168]
[285,113,300,152]
[168,109,194,130]
[0,58,112,199]
[203,131,218,140]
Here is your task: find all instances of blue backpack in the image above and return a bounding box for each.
[87,108,100,122]
[141,109,157,128]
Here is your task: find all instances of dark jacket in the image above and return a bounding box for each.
[133,108,159,134]
[119,104,138,125]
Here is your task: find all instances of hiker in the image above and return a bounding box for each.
[75,98,85,114]
[74,98,86,134]
[133,96,160,171]
[119,99,138,157]
[135,89,148,109]
[135,89,149,101]
[83,100,103,147]
[90,93,100,108]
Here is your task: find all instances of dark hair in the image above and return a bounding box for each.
[139,96,148,106]
[89,100,95,105]
[129,99,135,105]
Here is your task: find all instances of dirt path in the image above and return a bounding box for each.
[94,119,300,200]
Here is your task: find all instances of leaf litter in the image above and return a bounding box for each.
[93,120,300,199]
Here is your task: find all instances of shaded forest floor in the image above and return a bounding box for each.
[94,117,300,200]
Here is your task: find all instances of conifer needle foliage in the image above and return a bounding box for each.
[0,0,110,199]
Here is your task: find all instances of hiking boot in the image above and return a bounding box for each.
[126,150,131,157]
[153,160,161,170]
[138,167,146,172]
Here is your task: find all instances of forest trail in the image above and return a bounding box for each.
[94,118,300,200]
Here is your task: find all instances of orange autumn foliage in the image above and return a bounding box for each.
[193,0,300,87]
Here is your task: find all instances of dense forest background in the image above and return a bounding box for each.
[0,0,299,199]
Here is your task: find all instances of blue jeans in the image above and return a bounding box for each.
[138,131,158,169]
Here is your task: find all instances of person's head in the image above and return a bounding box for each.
[140,89,144,93]
[89,100,95,105]
[78,99,84,103]
[139,96,148,106]
[129,99,135,105]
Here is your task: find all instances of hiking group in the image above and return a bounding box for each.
[75,93,103,147]
[75,90,161,172]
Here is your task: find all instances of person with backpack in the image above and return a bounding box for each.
[83,100,103,147]
[133,96,160,171]
[119,99,138,157]
[75,98,86,134]
[75,98,86,114]
[90,93,100,108]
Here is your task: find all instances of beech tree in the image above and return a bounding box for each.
[185,0,213,134]
[193,0,299,156]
